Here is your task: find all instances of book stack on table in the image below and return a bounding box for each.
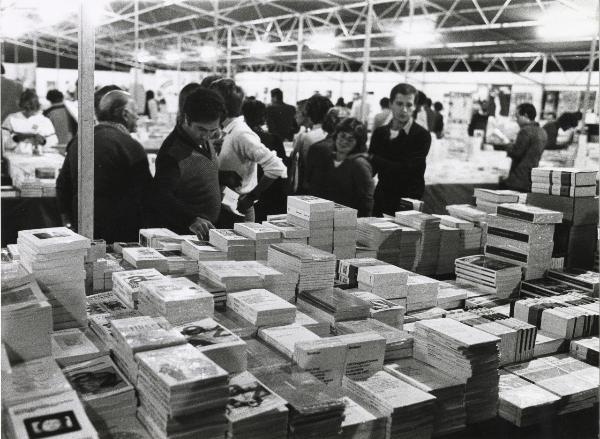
[356,218,404,265]
[181,239,227,261]
[394,211,441,276]
[296,288,370,326]
[344,289,405,328]
[332,203,358,259]
[336,318,413,361]
[286,196,334,252]
[112,269,165,309]
[531,167,597,198]
[474,189,523,214]
[262,219,310,245]
[234,222,282,261]
[455,255,522,299]
[209,229,256,261]
[570,336,599,366]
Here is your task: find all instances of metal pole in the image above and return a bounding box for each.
[55,38,60,85]
[14,44,18,64]
[582,33,598,113]
[134,0,139,96]
[33,38,37,65]
[295,15,303,102]
[77,0,95,238]
[360,0,373,123]
[176,34,182,90]
[226,26,232,78]
[213,0,219,74]
[405,0,413,80]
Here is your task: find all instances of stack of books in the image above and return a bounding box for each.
[398,197,424,212]
[394,225,421,270]
[156,249,197,275]
[122,247,169,272]
[296,288,370,325]
[152,234,197,251]
[336,258,385,287]
[226,371,289,439]
[51,328,107,367]
[245,338,290,372]
[287,310,331,337]
[175,317,247,373]
[1,280,52,363]
[209,229,256,261]
[139,228,179,248]
[485,204,563,279]
[287,195,335,252]
[112,269,165,309]
[333,203,358,259]
[262,219,310,244]
[474,188,522,214]
[181,239,227,261]
[113,242,142,254]
[394,211,441,275]
[344,289,405,328]
[405,274,439,312]
[455,255,522,299]
[519,277,589,298]
[258,325,321,358]
[385,358,467,436]
[356,218,403,264]
[497,370,560,427]
[356,264,410,300]
[343,371,436,439]
[91,253,124,293]
[227,289,297,327]
[434,213,482,257]
[110,316,186,383]
[268,243,336,293]
[436,225,461,275]
[199,261,264,291]
[446,204,488,224]
[570,336,599,366]
[531,167,597,198]
[17,227,91,330]
[335,332,386,380]
[413,318,500,424]
[336,318,413,361]
[294,338,348,387]
[138,277,214,325]
[436,283,468,310]
[337,394,387,439]
[62,355,137,427]
[252,365,346,439]
[546,268,599,297]
[234,222,282,260]
[136,344,229,439]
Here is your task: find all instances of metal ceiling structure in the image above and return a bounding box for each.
[1,0,598,74]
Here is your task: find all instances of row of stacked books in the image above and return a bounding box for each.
[474,188,524,214]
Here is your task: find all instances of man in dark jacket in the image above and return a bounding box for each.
[56,90,151,243]
[503,103,547,192]
[44,89,77,144]
[368,83,431,216]
[265,88,298,141]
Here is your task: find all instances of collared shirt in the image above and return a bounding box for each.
[219,116,287,194]
[390,117,413,139]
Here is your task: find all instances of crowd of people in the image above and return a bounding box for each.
[0,66,582,244]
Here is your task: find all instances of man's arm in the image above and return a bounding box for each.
[506,129,530,159]
[369,130,431,173]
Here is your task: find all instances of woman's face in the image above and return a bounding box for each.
[336,131,357,156]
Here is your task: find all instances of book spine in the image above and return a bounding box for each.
[496,206,535,222]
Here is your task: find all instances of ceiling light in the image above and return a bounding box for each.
[135,50,153,63]
[199,45,220,61]
[249,40,273,56]
[393,17,439,48]
[306,31,337,52]
[537,7,596,40]
[165,51,184,62]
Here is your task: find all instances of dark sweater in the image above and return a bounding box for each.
[254,127,288,222]
[468,112,489,137]
[505,122,547,192]
[149,124,221,234]
[369,122,431,216]
[55,123,152,242]
[266,102,298,141]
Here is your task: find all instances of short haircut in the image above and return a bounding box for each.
[322,106,347,134]
[433,101,443,112]
[379,97,390,108]
[183,87,226,123]
[97,90,132,123]
[558,112,580,130]
[19,89,40,113]
[209,78,245,118]
[517,103,536,121]
[200,75,224,89]
[389,83,417,102]
[46,89,64,104]
[178,82,202,122]
[305,94,333,125]
[94,85,122,115]
[242,98,266,127]
[333,117,368,154]
[424,98,432,107]
[145,90,155,100]
[271,88,283,101]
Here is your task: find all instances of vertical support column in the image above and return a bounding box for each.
[541,54,547,116]
[213,0,219,74]
[360,0,373,123]
[13,44,18,64]
[77,0,95,238]
[55,38,60,84]
[33,38,37,65]
[226,26,232,78]
[176,34,182,90]
[583,33,598,113]
[404,0,414,80]
[295,15,304,103]
[133,0,139,96]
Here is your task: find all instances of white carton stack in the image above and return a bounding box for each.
[531,167,597,197]
[139,228,179,248]
[209,229,256,261]
[394,211,441,276]
[356,218,403,264]
[474,189,522,214]
[357,264,410,301]
[333,203,358,259]
[287,195,335,252]
[261,219,310,245]
[234,222,282,261]
[181,239,227,261]
[112,269,166,309]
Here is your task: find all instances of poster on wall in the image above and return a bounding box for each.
[541,91,559,120]
[3,63,36,89]
[489,85,512,117]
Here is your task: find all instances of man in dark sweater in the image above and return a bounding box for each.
[266,88,298,141]
[56,90,151,243]
[368,83,431,216]
[149,88,226,238]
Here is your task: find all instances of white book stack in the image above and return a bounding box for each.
[181,239,227,261]
[294,338,348,387]
[570,336,599,366]
[455,255,522,299]
[385,358,467,436]
[136,344,229,439]
[357,264,410,300]
[446,204,488,224]
[1,280,52,363]
[51,328,107,367]
[397,197,425,212]
[85,290,130,318]
[356,218,403,265]
[534,330,566,358]
[498,370,561,427]
[257,325,321,358]
[406,274,439,312]
[234,222,282,260]
[138,277,214,325]
[175,317,247,373]
[546,268,600,297]
[209,229,256,261]
[413,318,500,424]
[227,289,296,327]
[112,269,165,309]
[474,188,522,214]
[436,283,468,310]
[139,228,178,248]
[333,203,358,259]
[199,260,263,291]
[394,211,441,276]
[62,355,137,428]
[336,257,387,287]
[343,371,436,439]
[226,371,289,439]
[531,167,598,198]
[287,310,331,337]
[17,227,91,330]
[262,219,310,244]
[267,243,336,293]
[296,288,370,325]
[486,204,563,280]
[123,247,169,273]
[287,195,335,252]
[112,242,142,254]
[92,253,124,292]
[152,234,197,251]
[335,332,386,381]
[345,289,405,328]
[336,318,413,361]
[394,224,421,270]
[404,307,447,324]
[338,395,387,439]
[110,316,186,384]
[435,224,461,275]
[156,249,197,275]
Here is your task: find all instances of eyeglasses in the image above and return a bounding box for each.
[337,132,357,143]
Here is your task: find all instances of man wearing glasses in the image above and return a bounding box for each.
[150,88,227,239]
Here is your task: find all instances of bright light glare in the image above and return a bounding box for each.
[249,40,273,56]
[393,17,438,48]
[36,0,78,26]
[199,45,219,61]
[0,11,31,38]
[165,51,184,62]
[306,31,337,52]
[136,50,153,63]
[537,8,596,40]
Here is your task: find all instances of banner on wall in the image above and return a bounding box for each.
[489,85,512,117]
[3,63,36,89]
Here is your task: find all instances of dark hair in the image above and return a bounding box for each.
[322,107,347,134]
[517,103,536,121]
[19,89,40,113]
[389,83,417,102]
[305,94,333,125]
[379,97,390,108]
[1,64,4,75]
[94,85,122,115]
[183,88,226,123]
[46,89,64,104]
[270,88,283,101]
[177,82,202,123]
[424,98,432,107]
[144,90,155,117]
[209,78,245,118]
[434,101,443,112]
[242,98,266,128]
[479,100,489,113]
[572,111,583,122]
[200,75,224,89]
[97,90,131,123]
[333,117,368,154]
[335,97,345,106]
[557,112,579,130]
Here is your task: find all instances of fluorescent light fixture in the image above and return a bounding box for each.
[199,45,219,61]
[306,31,337,52]
[393,17,438,48]
[537,7,596,40]
[249,40,273,56]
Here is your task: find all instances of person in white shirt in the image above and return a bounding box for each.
[372,97,392,130]
[210,79,287,222]
[2,89,58,155]
[350,92,371,125]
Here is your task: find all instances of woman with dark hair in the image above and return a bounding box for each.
[144,89,159,119]
[307,117,374,216]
